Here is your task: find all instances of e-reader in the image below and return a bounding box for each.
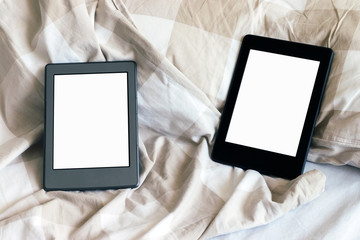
[44,61,139,191]
[211,35,333,179]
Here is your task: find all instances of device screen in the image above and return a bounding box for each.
[225,50,320,157]
[53,73,129,169]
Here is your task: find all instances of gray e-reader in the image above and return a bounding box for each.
[211,35,333,179]
[44,61,139,191]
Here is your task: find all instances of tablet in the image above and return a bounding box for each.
[211,35,333,179]
[44,61,139,191]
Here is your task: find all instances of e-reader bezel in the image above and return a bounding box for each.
[44,61,139,191]
[211,35,333,179]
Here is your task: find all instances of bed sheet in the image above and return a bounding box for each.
[213,162,360,240]
[126,0,360,168]
[0,0,359,239]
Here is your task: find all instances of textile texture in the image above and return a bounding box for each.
[2,0,359,239]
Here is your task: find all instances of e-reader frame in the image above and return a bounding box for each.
[44,61,139,191]
[211,35,333,179]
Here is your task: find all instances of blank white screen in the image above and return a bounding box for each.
[225,50,320,157]
[53,73,129,169]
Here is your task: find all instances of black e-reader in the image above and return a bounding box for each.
[211,35,333,179]
[44,61,139,191]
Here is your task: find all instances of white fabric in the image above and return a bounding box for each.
[213,162,360,239]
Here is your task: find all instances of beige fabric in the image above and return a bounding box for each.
[4,0,360,238]
[127,0,360,167]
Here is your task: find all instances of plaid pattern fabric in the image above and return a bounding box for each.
[2,0,359,238]
[127,1,360,167]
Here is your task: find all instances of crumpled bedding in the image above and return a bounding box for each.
[1,0,352,239]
